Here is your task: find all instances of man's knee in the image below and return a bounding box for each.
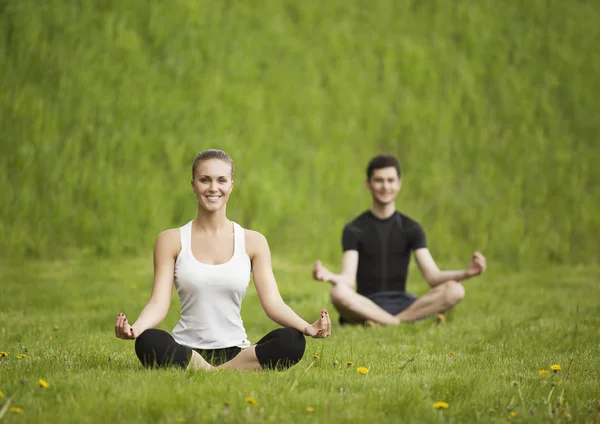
[330,284,352,309]
[443,281,465,307]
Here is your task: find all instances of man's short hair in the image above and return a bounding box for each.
[366,154,401,180]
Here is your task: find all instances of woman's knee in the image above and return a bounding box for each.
[135,329,166,352]
[277,328,306,363]
[134,329,189,368]
[256,328,306,370]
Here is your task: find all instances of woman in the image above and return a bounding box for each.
[115,149,331,371]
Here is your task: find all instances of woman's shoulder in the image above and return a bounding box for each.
[158,220,192,241]
[155,228,182,251]
[242,228,269,255]
[243,228,267,244]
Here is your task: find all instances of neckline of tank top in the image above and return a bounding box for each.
[188,220,239,267]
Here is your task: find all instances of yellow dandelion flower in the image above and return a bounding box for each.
[0,351,8,357]
[245,397,257,406]
[551,364,560,372]
[10,407,24,414]
[449,352,455,357]
[509,411,518,418]
[539,370,549,377]
[0,391,4,398]
[356,366,369,375]
[16,354,27,359]
[313,354,320,360]
[54,325,60,330]
[433,401,449,409]
[346,361,353,366]
[306,407,315,413]
[39,379,49,388]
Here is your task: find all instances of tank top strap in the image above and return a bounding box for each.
[179,220,193,253]
[233,222,246,255]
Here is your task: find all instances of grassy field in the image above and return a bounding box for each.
[1,0,599,267]
[1,256,599,423]
[1,1,599,422]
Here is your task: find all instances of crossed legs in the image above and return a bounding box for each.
[186,345,264,372]
[330,281,465,325]
[134,327,306,371]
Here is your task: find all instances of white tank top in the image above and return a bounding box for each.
[172,220,251,349]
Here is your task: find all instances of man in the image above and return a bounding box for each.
[313,154,487,325]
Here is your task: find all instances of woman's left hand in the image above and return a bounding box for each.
[304,309,331,338]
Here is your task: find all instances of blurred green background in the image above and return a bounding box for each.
[1,0,599,268]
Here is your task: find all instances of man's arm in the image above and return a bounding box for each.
[414,248,487,288]
[313,250,358,288]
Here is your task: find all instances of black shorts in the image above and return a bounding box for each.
[339,290,418,326]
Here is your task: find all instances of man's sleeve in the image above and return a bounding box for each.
[342,225,360,252]
[410,223,427,250]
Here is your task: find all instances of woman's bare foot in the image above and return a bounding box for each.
[186,350,216,372]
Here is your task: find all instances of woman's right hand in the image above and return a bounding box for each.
[115,313,137,340]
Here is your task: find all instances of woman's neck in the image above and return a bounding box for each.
[194,207,230,234]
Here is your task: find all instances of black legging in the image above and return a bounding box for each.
[134,327,306,370]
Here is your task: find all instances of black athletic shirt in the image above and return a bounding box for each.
[342,211,427,296]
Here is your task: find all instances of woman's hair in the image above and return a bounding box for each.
[191,149,235,179]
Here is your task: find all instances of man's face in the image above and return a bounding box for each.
[366,167,401,205]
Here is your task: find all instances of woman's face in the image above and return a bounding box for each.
[191,159,234,212]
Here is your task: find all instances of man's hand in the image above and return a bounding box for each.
[304,309,331,338]
[466,251,487,277]
[115,313,137,340]
[313,260,334,282]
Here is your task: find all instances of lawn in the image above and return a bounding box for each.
[1,255,598,423]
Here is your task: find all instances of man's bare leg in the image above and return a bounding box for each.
[330,284,400,325]
[396,281,465,322]
[313,260,399,325]
[315,260,465,325]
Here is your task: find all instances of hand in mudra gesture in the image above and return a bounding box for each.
[304,309,331,338]
[467,251,487,277]
[115,313,137,340]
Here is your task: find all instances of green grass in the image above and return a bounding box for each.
[1,0,600,267]
[1,256,599,423]
[1,1,599,420]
